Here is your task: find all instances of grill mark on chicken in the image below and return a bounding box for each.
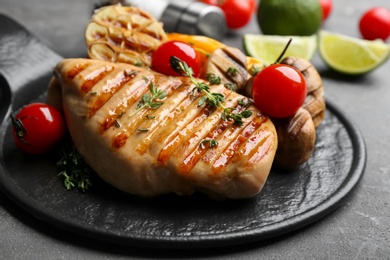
[117,76,186,134]
[96,75,153,133]
[66,62,89,79]
[158,106,214,165]
[179,120,230,174]
[81,65,115,94]
[156,85,231,164]
[212,117,260,171]
[245,129,274,165]
[109,77,188,149]
[174,92,247,174]
[135,82,197,154]
[102,75,189,148]
[177,99,257,174]
[112,131,129,149]
[88,68,139,118]
[51,58,279,199]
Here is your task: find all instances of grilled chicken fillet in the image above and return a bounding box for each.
[47,58,277,199]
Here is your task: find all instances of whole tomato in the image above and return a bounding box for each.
[201,0,256,29]
[152,40,201,77]
[252,64,307,119]
[319,0,332,21]
[359,7,390,41]
[11,103,66,155]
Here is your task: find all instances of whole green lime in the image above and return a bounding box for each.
[257,0,322,36]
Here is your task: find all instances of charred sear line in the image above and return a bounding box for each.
[112,131,129,149]
[157,105,216,165]
[67,63,89,79]
[97,75,157,134]
[222,47,247,68]
[173,92,250,174]
[211,113,268,173]
[179,120,231,174]
[156,85,231,164]
[135,85,196,154]
[207,47,249,91]
[81,65,115,94]
[104,76,183,147]
[88,69,139,118]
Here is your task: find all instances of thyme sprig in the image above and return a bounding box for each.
[128,82,167,117]
[170,56,252,126]
[57,143,93,192]
[200,139,219,149]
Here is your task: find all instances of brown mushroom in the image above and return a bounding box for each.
[205,46,251,92]
[281,56,326,127]
[272,107,316,170]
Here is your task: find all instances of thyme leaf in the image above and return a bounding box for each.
[224,82,237,92]
[129,82,167,117]
[145,114,156,119]
[200,139,219,149]
[238,98,252,106]
[170,56,252,126]
[57,142,93,192]
[227,66,239,76]
[206,73,221,85]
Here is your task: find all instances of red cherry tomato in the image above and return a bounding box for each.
[252,64,307,118]
[359,7,390,41]
[319,0,332,21]
[11,103,66,155]
[152,40,201,77]
[201,0,256,29]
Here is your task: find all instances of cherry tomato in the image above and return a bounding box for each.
[201,0,256,29]
[359,7,390,41]
[252,64,307,118]
[152,40,201,77]
[319,0,332,21]
[11,103,66,155]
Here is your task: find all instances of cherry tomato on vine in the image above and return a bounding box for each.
[11,103,66,155]
[152,40,201,77]
[201,0,256,29]
[319,0,332,21]
[252,64,307,119]
[359,7,390,41]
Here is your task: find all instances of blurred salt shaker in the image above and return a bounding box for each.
[122,0,227,41]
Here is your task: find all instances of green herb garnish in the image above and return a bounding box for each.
[128,82,167,117]
[170,56,252,126]
[57,143,93,192]
[200,139,219,149]
[238,98,252,106]
[227,66,239,76]
[224,82,237,92]
[206,73,221,85]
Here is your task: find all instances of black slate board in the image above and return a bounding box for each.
[0,14,366,249]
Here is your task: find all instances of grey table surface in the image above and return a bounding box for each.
[1,0,390,259]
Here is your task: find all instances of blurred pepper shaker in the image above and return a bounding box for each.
[122,0,227,41]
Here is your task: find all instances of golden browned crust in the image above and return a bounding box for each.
[50,58,278,199]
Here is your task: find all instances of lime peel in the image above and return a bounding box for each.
[243,34,317,66]
[319,30,390,75]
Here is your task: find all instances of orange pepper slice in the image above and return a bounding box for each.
[167,33,225,72]
[167,33,264,78]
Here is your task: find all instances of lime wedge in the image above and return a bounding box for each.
[243,34,317,66]
[319,30,390,75]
